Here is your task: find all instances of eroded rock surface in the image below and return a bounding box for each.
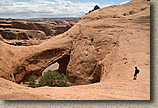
[0,0,150,87]
[0,19,75,46]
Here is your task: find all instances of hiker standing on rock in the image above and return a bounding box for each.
[133,66,140,80]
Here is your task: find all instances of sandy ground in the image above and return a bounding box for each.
[0,73,150,100]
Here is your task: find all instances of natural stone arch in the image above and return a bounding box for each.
[16,54,71,84]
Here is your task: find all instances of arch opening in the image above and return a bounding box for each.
[20,55,70,85]
[42,62,59,76]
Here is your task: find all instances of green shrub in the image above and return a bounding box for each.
[88,5,100,13]
[28,75,38,88]
[94,5,100,10]
[91,37,94,42]
[39,70,71,87]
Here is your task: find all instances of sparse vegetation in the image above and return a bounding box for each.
[94,5,100,10]
[88,5,100,14]
[91,37,94,42]
[27,70,71,88]
[28,75,38,88]
[38,70,71,87]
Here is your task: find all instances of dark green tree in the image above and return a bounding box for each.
[94,5,100,10]
[39,70,70,87]
[88,5,100,14]
[28,75,38,88]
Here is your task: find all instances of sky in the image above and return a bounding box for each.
[0,0,131,19]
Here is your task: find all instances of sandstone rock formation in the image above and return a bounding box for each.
[0,0,150,100]
[0,34,4,41]
[0,19,75,46]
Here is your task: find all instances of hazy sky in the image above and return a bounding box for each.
[0,0,131,19]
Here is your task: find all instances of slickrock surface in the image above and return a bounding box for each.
[0,0,150,100]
